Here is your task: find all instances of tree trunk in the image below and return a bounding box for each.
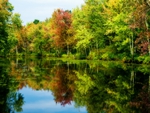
[16,46,18,55]
[148,37,150,56]
[130,32,134,61]
[67,44,70,56]
[96,39,99,57]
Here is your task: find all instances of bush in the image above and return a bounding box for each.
[122,56,132,63]
[87,51,98,60]
[136,55,150,64]
[100,52,116,61]
[62,54,68,58]
[101,53,110,60]
[143,56,150,64]
[62,53,75,59]
[74,53,81,59]
[137,56,145,63]
[74,53,86,59]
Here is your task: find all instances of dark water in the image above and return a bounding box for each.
[0,58,150,113]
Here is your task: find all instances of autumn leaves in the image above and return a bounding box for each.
[1,0,150,63]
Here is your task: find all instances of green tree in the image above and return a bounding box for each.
[8,13,22,55]
[72,0,109,59]
[72,6,93,58]
[84,0,107,58]
[0,0,13,56]
[103,0,135,61]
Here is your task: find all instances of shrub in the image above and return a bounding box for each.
[143,56,150,64]
[87,51,98,60]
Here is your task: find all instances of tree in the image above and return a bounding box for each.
[72,6,93,58]
[8,13,22,55]
[33,19,40,24]
[103,0,135,61]
[0,0,13,56]
[50,9,74,56]
[130,1,150,56]
[84,0,107,57]
[72,0,109,59]
[26,22,51,56]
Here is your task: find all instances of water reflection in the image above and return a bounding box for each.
[18,87,86,113]
[1,58,150,113]
[0,59,24,113]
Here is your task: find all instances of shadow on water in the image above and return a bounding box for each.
[1,57,150,113]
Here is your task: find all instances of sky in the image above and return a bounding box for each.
[9,0,84,25]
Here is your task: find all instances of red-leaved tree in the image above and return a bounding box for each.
[50,9,75,55]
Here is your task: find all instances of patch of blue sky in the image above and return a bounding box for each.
[9,0,84,24]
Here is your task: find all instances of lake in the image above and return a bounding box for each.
[0,57,150,113]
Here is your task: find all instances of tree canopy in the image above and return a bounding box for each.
[1,0,150,63]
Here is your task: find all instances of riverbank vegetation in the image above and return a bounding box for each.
[1,0,150,63]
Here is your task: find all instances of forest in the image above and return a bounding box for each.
[1,0,150,63]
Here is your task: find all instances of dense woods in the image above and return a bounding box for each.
[1,0,150,112]
[1,0,150,63]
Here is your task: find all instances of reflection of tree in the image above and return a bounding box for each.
[74,62,150,113]
[6,92,24,112]
[130,85,150,113]
[129,69,150,113]
[74,64,111,113]
[7,58,150,112]
[0,58,24,113]
[9,58,56,90]
[9,58,79,106]
[50,64,76,106]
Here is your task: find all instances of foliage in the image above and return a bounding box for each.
[2,0,150,62]
[0,0,13,56]
[50,9,75,55]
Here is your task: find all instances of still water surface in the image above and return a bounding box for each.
[0,58,150,113]
[18,87,86,113]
